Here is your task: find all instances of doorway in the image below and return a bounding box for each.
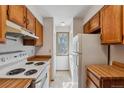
[51,32,70,88]
[56,32,69,70]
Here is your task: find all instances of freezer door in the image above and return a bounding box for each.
[72,34,82,53]
[71,53,79,83]
[72,35,79,52]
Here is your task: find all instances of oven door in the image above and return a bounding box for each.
[35,65,49,88]
[35,73,48,88]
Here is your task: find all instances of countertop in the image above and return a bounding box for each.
[87,63,124,79]
[27,55,51,62]
[0,79,32,88]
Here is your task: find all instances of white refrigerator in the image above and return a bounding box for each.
[70,34,108,88]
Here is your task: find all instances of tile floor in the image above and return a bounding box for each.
[50,71,78,88]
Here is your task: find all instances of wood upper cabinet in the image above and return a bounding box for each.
[23,19,44,46]
[84,12,100,33]
[35,20,43,46]
[8,5,36,33]
[123,6,124,44]
[89,13,100,32]
[84,22,90,33]
[0,6,7,43]
[100,5,123,44]
[8,5,26,27]
[26,9,35,33]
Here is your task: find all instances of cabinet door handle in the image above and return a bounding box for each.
[27,19,29,25]
[23,16,26,23]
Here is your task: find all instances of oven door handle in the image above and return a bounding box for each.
[35,78,44,84]
[35,75,47,84]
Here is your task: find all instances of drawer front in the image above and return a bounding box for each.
[87,71,100,87]
[87,77,97,88]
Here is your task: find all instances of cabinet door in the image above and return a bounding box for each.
[87,77,97,88]
[84,22,90,33]
[35,20,43,46]
[100,6,122,44]
[26,9,35,33]
[0,6,7,43]
[89,13,100,32]
[123,6,124,44]
[8,5,26,27]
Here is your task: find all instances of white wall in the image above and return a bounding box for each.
[35,17,53,55]
[82,5,104,25]
[0,37,35,56]
[55,26,70,70]
[26,6,44,25]
[73,17,83,36]
[35,17,56,80]
[53,20,56,78]
[110,45,124,64]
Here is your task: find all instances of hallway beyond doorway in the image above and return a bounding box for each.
[50,71,78,88]
[50,71,71,88]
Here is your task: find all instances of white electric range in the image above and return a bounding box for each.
[0,51,49,88]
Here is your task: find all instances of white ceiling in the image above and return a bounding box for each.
[27,5,93,26]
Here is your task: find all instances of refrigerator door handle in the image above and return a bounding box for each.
[72,51,82,55]
[76,55,79,66]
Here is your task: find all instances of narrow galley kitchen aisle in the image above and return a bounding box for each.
[50,71,71,88]
[50,26,77,88]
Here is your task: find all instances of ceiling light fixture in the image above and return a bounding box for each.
[61,22,65,26]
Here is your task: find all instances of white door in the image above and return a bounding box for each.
[56,32,69,70]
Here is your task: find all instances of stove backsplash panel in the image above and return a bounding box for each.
[0,36,35,57]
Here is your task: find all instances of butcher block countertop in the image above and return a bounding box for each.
[87,61,124,88]
[27,55,51,62]
[0,79,32,88]
[87,61,124,79]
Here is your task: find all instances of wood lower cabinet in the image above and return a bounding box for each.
[8,5,26,27]
[87,63,124,88]
[35,20,43,46]
[100,5,123,44]
[26,9,36,33]
[0,6,7,43]
[87,77,97,88]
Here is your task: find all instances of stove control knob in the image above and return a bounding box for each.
[1,57,5,62]
[14,56,17,58]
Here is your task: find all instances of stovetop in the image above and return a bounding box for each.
[24,69,38,76]
[25,62,34,65]
[7,68,26,75]
[0,61,48,79]
[0,51,49,80]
